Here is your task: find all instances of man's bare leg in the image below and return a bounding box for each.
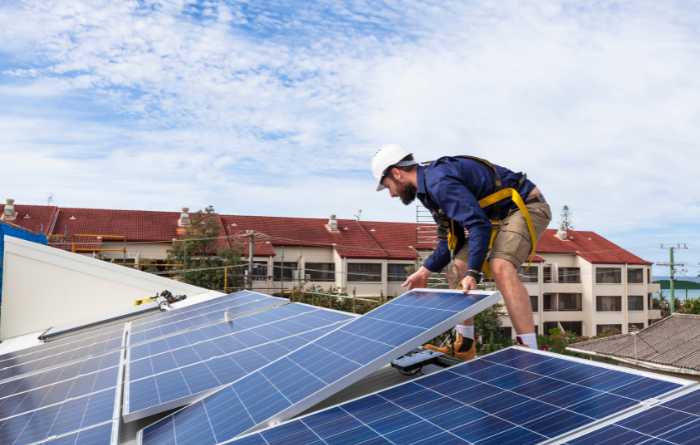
[454,258,474,328]
[490,258,536,347]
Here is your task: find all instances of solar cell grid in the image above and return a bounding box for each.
[0,352,123,445]
[567,387,700,445]
[35,421,116,445]
[0,323,125,368]
[124,304,354,421]
[139,289,503,445]
[128,293,288,345]
[0,352,121,400]
[227,347,691,445]
[0,326,126,383]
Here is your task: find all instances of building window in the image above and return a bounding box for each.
[534,326,539,335]
[596,268,621,284]
[530,296,538,312]
[543,266,552,283]
[597,324,622,335]
[628,296,644,311]
[543,322,559,335]
[628,323,644,331]
[543,294,555,311]
[348,263,382,282]
[647,269,651,284]
[388,264,409,282]
[250,262,268,281]
[628,269,644,284]
[497,327,512,340]
[560,321,583,336]
[558,268,581,283]
[305,263,335,282]
[273,262,297,280]
[518,266,538,283]
[596,296,622,311]
[558,293,582,311]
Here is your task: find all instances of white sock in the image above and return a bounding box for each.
[517,333,537,349]
[455,325,474,340]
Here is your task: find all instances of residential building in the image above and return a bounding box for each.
[0,199,660,336]
[502,227,662,339]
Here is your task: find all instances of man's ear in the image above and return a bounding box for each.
[391,167,402,182]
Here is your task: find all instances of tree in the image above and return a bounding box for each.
[558,205,575,230]
[166,206,244,291]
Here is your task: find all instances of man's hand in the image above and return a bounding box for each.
[402,266,433,290]
[461,270,479,293]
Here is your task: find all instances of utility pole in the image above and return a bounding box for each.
[657,243,687,314]
[248,231,255,290]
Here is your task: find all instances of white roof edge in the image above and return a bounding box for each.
[4,235,208,295]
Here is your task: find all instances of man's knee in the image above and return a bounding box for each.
[490,258,517,279]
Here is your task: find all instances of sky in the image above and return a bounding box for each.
[1,0,699,273]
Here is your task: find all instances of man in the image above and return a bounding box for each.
[372,144,551,359]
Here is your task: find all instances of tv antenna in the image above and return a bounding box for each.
[354,209,362,221]
[47,192,54,206]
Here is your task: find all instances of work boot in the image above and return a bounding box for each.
[424,334,476,361]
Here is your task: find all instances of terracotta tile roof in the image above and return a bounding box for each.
[221,215,422,259]
[0,205,57,235]
[0,204,654,265]
[535,229,651,265]
[568,314,700,373]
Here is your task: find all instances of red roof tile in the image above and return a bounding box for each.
[0,203,653,265]
[0,205,57,235]
[535,229,651,265]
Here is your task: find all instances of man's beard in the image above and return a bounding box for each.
[395,180,417,205]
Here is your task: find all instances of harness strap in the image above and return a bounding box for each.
[478,188,537,279]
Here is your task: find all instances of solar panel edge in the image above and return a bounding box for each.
[125,299,290,348]
[233,290,505,439]
[122,318,353,422]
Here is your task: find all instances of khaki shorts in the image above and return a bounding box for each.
[455,194,552,270]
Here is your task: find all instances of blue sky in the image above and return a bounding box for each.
[1,0,700,272]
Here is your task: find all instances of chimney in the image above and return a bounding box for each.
[179,207,190,226]
[326,214,339,232]
[2,199,16,221]
[555,226,568,241]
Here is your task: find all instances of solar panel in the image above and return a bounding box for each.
[0,325,127,383]
[128,291,288,346]
[0,351,121,400]
[0,351,123,445]
[226,347,694,445]
[34,420,117,445]
[138,289,503,445]
[0,323,125,369]
[566,386,700,444]
[124,303,355,421]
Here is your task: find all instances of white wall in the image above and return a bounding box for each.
[1,236,210,340]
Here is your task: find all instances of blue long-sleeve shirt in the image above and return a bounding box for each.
[418,156,536,273]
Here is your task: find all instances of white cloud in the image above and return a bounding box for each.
[0,0,699,252]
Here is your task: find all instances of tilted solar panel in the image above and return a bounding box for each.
[0,325,127,383]
[0,350,123,445]
[123,304,355,421]
[128,291,288,346]
[227,347,694,445]
[566,386,700,444]
[138,289,503,445]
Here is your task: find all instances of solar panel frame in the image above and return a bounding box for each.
[138,288,504,445]
[123,304,356,422]
[226,346,696,445]
[33,420,119,445]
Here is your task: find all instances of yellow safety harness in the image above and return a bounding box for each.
[422,156,537,279]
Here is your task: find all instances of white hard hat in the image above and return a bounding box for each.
[372,144,416,191]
